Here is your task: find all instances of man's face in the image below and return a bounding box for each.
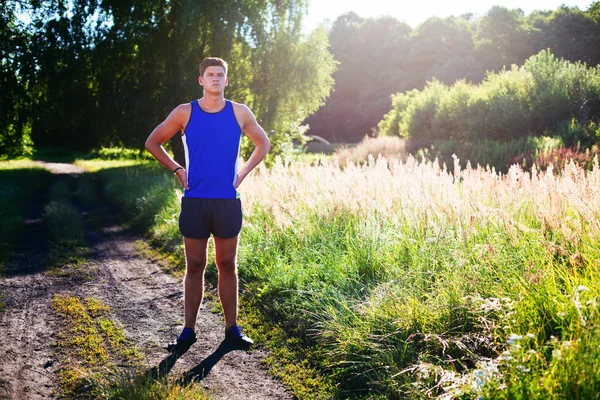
[199,66,228,94]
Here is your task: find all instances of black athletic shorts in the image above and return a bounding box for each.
[179,198,242,239]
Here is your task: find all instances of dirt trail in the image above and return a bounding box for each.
[0,162,292,400]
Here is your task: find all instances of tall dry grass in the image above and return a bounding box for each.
[243,154,600,236]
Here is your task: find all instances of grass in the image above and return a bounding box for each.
[237,297,336,399]
[0,160,53,264]
[333,135,568,173]
[51,294,142,398]
[237,156,600,399]
[51,294,205,399]
[75,159,152,172]
[87,156,600,399]
[0,159,54,311]
[103,375,212,400]
[32,146,154,164]
[43,178,89,273]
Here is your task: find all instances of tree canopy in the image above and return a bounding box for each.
[306,2,600,143]
[0,0,336,161]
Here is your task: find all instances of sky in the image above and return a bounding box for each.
[303,0,595,32]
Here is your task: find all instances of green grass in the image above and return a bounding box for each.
[0,160,53,265]
[44,200,85,247]
[0,160,54,312]
[32,146,154,164]
[51,294,144,398]
[89,157,600,399]
[102,375,212,400]
[43,179,89,272]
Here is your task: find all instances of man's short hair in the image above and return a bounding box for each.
[199,57,228,77]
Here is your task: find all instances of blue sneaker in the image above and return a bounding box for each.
[167,327,197,352]
[225,325,254,346]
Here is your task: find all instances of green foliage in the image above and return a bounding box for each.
[1,0,335,162]
[378,49,600,169]
[0,123,35,160]
[85,147,155,161]
[474,6,538,73]
[309,2,600,143]
[589,1,600,22]
[376,90,418,138]
[0,2,35,159]
[92,158,600,399]
[0,160,53,268]
[247,26,337,162]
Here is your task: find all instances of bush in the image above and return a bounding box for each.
[86,147,155,161]
[378,49,600,147]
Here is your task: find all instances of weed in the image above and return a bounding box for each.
[51,294,142,398]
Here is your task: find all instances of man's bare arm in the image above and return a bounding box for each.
[145,104,190,189]
[234,104,271,188]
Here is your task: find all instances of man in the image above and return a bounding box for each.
[145,57,270,350]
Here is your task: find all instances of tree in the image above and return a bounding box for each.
[0,1,34,158]
[530,5,600,67]
[474,6,538,72]
[305,13,413,142]
[2,0,335,162]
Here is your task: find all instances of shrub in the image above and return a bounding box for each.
[378,49,600,148]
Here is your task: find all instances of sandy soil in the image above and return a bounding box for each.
[0,162,292,400]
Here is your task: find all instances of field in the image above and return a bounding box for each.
[98,154,600,399]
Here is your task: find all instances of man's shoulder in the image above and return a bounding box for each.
[171,102,193,119]
[174,102,193,114]
[229,100,255,120]
[229,100,250,112]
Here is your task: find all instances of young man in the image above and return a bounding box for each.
[145,57,270,350]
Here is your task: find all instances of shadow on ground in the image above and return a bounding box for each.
[145,340,251,385]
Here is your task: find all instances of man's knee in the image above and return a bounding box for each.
[216,258,237,275]
[186,255,207,275]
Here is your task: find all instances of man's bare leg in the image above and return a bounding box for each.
[183,237,209,329]
[214,235,239,329]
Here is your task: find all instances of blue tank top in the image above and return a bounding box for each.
[182,99,242,199]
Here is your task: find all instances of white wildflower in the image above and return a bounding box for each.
[507,334,523,345]
[552,349,562,360]
[517,365,530,373]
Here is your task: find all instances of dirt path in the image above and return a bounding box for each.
[0,162,292,400]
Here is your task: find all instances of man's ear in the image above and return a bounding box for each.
[198,76,204,87]
[224,77,229,86]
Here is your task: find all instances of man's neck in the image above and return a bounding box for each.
[200,93,225,111]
